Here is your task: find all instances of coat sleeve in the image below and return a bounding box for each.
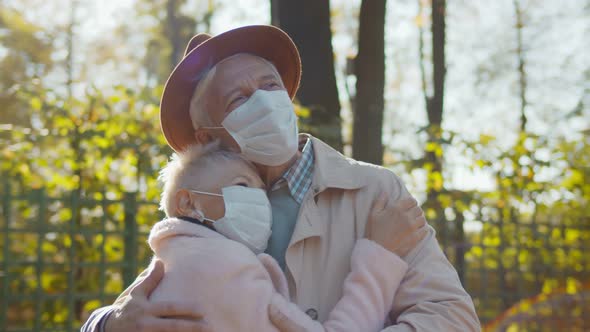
[269,239,408,332]
[376,172,480,331]
[80,306,114,332]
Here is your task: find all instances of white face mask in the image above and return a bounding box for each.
[189,186,272,254]
[205,89,299,166]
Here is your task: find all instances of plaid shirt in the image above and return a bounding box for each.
[270,136,314,204]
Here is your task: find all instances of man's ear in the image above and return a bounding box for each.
[174,189,202,218]
[194,129,213,145]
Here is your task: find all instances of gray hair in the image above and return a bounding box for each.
[158,142,254,217]
[188,53,282,130]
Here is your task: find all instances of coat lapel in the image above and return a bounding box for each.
[284,135,368,297]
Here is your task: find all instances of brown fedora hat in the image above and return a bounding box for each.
[160,25,302,152]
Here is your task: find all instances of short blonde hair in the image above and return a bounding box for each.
[188,53,282,130]
[158,142,254,217]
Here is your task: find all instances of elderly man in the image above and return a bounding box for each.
[82,25,480,332]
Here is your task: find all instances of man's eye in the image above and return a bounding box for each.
[235,182,249,187]
[263,82,280,90]
[230,96,246,106]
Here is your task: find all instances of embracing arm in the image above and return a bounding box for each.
[381,226,481,332]
[80,260,211,332]
[269,239,408,332]
[80,263,152,332]
[324,239,408,331]
[370,170,480,331]
[81,306,114,332]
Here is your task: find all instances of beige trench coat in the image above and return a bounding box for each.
[286,135,480,331]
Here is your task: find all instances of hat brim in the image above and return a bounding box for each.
[160,25,301,152]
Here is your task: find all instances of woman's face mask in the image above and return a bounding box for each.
[188,185,272,254]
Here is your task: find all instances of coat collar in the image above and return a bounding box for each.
[304,134,366,193]
[149,217,225,244]
[287,135,367,246]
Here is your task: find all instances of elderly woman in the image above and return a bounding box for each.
[82,25,480,332]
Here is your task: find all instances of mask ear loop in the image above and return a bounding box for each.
[185,189,223,225]
[197,127,241,153]
[187,189,223,197]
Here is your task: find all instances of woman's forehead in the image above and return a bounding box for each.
[196,158,262,189]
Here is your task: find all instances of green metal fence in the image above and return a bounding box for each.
[1,181,155,331]
[1,180,589,331]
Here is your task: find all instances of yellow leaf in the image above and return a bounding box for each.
[63,235,72,248]
[414,15,424,27]
[506,324,519,332]
[294,104,311,118]
[84,299,102,313]
[425,142,438,152]
[566,278,579,294]
[542,279,557,294]
[471,246,483,257]
[30,97,42,111]
[479,134,495,145]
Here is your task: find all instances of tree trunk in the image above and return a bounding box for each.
[418,0,447,242]
[352,0,387,164]
[166,0,182,71]
[428,0,445,192]
[273,0,342,151]
[514,0,527,132]
[419,0,446,210]
[429,0,446,129]
[270,0,279,26]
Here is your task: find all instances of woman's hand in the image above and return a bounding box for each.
[105,260,213,332]
[364,193,428,259]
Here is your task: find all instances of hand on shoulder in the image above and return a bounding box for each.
[364,193,428,259]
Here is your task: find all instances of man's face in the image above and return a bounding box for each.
[195,54,286,148]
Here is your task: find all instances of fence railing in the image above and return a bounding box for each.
[1,181,155,331]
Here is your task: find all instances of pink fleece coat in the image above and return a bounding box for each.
[148,217,408,332]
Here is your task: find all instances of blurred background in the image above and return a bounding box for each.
[0,0,588,331]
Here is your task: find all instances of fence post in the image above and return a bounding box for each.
[67,187,78,331]
[1,179,11,332]
[123,192,138,288]
[33,187,46,331]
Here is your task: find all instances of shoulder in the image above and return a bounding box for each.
[309,135,408,197]
[337,156,410,200]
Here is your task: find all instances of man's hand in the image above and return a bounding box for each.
[364,194,428,259]
[268,293,320,332]
[268,302,307,332]
[105,260,212,332]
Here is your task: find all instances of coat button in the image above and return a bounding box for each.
[305,308,318,320]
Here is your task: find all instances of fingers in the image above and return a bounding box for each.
[408,205,425,219]
[268,303,307,332]
[415,225,429,242]
[415,215,427,228]
[396,197,418,210]
[130,260,165,298]
[371,192,389,214]
[139,317,213,332]
[258,254,290,298]
[147,301,204,320]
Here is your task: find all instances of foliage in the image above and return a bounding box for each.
[389,127,590,325]
[0,0,588,331]
[0,6,54,126]
[1,81,172,328]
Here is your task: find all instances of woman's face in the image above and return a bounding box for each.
[186,159,264,221]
